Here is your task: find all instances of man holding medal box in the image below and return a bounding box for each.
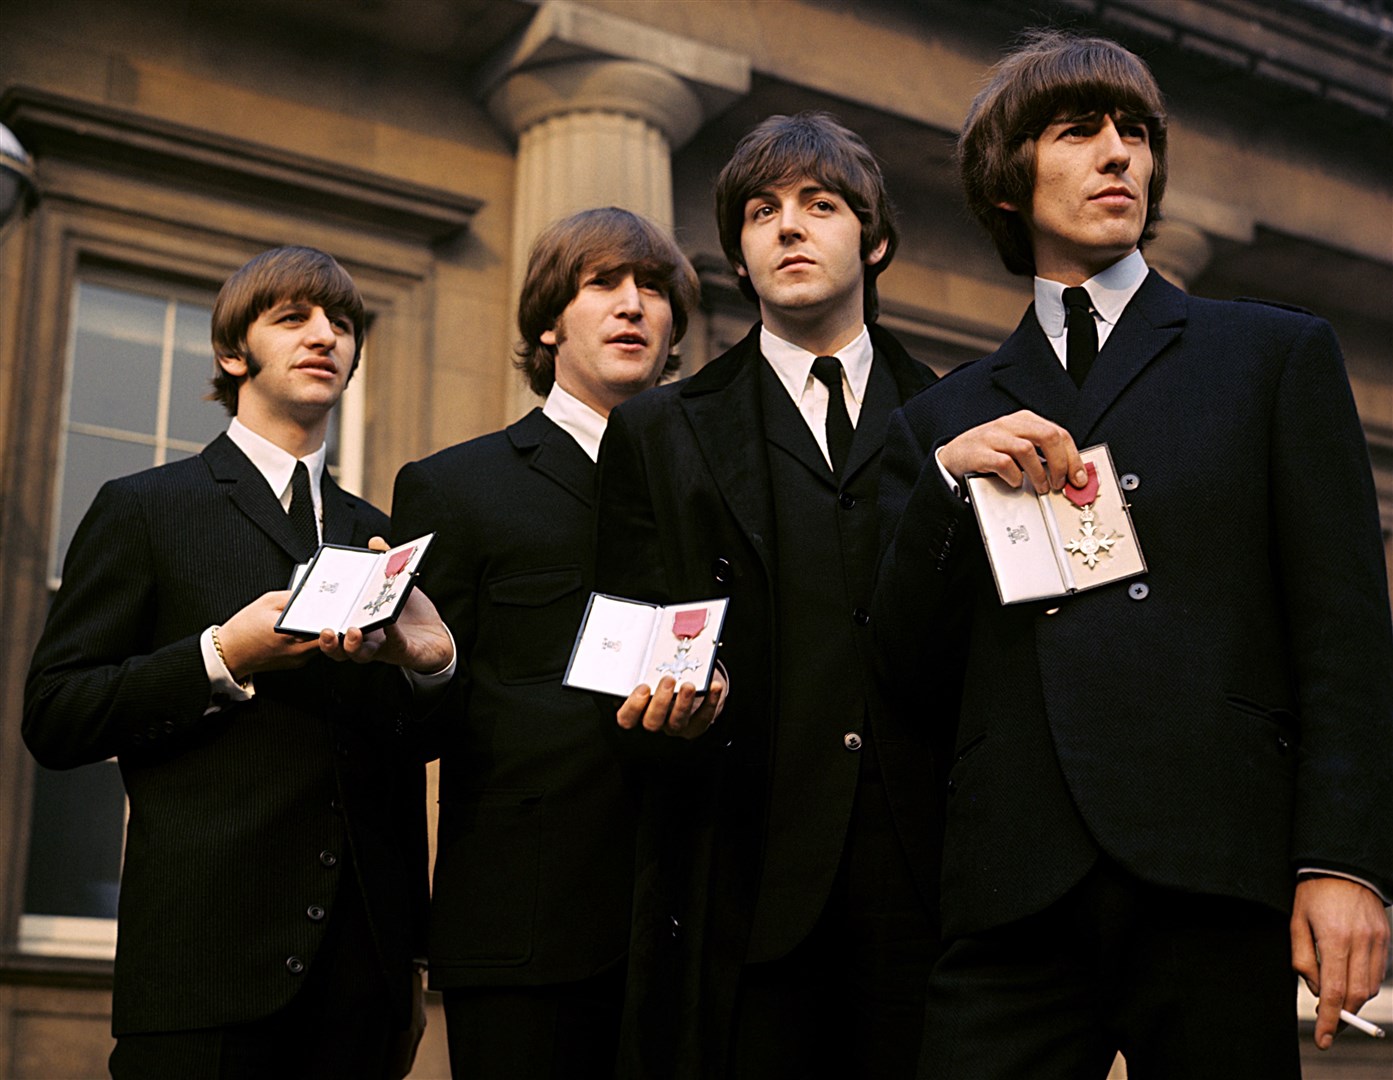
[875,30,1392,1078]
[390,207,701,1078]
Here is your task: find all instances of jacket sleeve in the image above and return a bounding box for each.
[24,480,212,769]
[1267,316,1393,898]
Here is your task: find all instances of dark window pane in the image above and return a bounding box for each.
[23,762,125,919]
[68,283,165,434]
[168,302,222,445]
[55,432,154,577]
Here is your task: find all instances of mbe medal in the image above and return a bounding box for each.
[1062,463,1123,569]
[362,546,415,617]
[657,608,709,679]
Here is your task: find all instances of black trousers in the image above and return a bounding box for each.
[729,759,940,1080]
[919,857,1300,1080]
[441,965,625,1080]
[109,876,400,1080]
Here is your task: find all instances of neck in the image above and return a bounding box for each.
[234,405,328,459]
[760,304,866,358]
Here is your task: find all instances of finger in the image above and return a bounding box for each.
[1290,914,1320,997]
[617,685,651,729]
[1315,954,1350,1050]
[643,677,677,732]
[1039,428,1080,490]
[318,628,347,660]
[367,536,390,553]
[665,682,699,734]
[1010,442,1050,494]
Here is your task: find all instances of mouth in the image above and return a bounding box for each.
[778,255,814,269]
[295,358,340,378]
[1089,186,1136,204]
[606,331,648,350]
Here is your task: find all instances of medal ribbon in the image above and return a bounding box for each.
[1063,462,1099,508]
[671,609,708,640]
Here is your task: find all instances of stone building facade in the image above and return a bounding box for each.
[1,1,1389,1075]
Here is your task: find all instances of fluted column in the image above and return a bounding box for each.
[1147,218,1214,292]
[481,1,748,418]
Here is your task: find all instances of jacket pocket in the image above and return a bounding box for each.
[486,566,584,685]
[430,788,544,966]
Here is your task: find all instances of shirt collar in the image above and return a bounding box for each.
[226,417,327,505]
[1034,250,1149,340]
[541,382,608,462]
[760,323,874,404]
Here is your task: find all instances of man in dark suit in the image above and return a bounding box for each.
[390,208,700,1078]
[876,31,1393,1078]
[24,246,453,1079]
[595,113,943,1078]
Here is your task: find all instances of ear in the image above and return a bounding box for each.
[540,327,558,347]
[217,353,248,378]
[734,262,749,280]
[864,236,890,268]
[995,200,1019,212]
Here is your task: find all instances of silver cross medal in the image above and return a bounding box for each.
[656,608,709,678]
[1062,462,1123,570]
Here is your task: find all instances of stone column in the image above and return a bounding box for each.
[1147,218,1213,292]
[482,0,748,418]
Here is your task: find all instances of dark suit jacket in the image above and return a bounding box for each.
[24,433,428,1036]
[594,323,939,1078]
[391,409,641,989]
[876,271,1393,940]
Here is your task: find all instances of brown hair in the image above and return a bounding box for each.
[959,29,1168,277]
[515,207,700,396]
[209,246,365,414]
[715,111,897,322]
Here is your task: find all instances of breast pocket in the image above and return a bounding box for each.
[486,566,585,684]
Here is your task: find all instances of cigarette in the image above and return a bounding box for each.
[1340,1009,1386,1038]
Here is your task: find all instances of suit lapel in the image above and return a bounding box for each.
[842,348,899,483]
[759,360,837,489]
[988,308,1080,427]
[508,408,595,506]
[680,327,776,570]
[320,472,371,546]
[1073,270,1187,442]
[204,433,307,561]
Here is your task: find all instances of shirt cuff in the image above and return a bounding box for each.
[1297,867,1390,906]
[403,625,457,696]
[934,446,963,499]
[201,626,255,713]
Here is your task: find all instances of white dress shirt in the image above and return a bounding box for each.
[761,324,874,470]
[542,381,609,462]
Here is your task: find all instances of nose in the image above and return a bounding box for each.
[612,274,643,318]
[776,201,805,240]
[303,307,337,346]
[1098,115,1130,172]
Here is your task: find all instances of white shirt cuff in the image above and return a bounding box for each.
[201,626,254,713]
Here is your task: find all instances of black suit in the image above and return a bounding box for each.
[876,271,1393,1076]
[392,409,640,1076]
[595,324,944,1078]
[24,434,427,1069]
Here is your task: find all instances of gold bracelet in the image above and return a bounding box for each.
[211,625,248,688]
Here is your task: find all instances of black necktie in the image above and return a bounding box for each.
[1062,286,1097,389]
[811,355,853,476]
[289,460,319,558]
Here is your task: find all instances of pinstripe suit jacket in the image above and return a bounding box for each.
[24,432,429,1035]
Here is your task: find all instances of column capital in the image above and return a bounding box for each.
[1147,218,1214,292]
[480,0,749,150]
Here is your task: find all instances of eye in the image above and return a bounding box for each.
[750,203,776,221]
[811,198,838,213]
[586,274,612,288]
[1119,122,1149,142]
[331,316,354,333]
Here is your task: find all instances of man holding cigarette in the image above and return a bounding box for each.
[876,31,1392,1077]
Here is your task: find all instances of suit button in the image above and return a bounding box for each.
[1120,473,1140,491]
[947,778,958,795]
[839,493,856,509]
[1044,607,1060,616]
[285,956,305,974]
[668,914,682,939]
[306,904,326,921]
[162,720,176,733]
[1275,735,1291,754]
[843,732,862,751]
[146,726,159,740]
[319,850,338,867]
[712,557,731,583]
[852,607,870,626]
[329,799,341,812]
[1128,583,1149,601]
